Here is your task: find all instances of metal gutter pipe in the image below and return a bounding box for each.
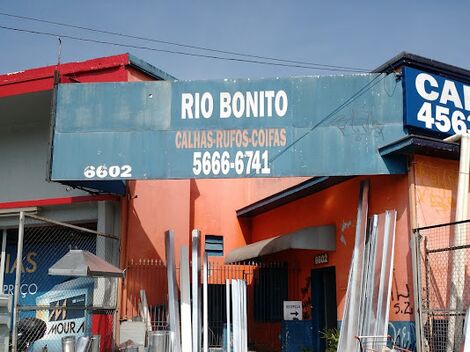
[443,133,469,351]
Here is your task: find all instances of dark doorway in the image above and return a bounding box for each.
[311,266,337,352]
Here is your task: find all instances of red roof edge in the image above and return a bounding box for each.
[0,53,131,86]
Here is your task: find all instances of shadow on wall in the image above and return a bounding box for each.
[125,182,164,261]
[238,216,252,246]
[190,179,200,243]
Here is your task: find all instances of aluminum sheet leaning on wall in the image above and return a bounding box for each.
[49,73,406,180]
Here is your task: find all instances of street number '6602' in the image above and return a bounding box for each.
[83,165,132,179]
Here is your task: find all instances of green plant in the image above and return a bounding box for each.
[320,328,340,352]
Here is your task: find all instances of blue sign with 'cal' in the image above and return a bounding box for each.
[404,66,470,135]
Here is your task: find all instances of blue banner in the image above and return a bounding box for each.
[51,74,406,180]
[4,241,95,306]
[404,66,470,135]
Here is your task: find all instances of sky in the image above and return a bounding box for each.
[1,1,470,81]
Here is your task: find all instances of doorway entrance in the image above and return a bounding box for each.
[311,266,337,351]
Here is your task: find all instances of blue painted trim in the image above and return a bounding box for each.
[128,53,176,81]
[60,180,126,196]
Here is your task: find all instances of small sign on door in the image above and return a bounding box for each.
[283,300,302,321]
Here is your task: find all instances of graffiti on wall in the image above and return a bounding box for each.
[340,219,352,246]
[391,282,413,316]
[415,160,458,217]
[388,321,416,351]
[329,109,386,142]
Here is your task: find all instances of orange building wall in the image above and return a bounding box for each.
[127,67,156,82]
[124,180,191,262]
[412,154,467,313]
[122,174,415,323]
[122,177,308,264]
[249,175,413,324]
[413,154,459,227]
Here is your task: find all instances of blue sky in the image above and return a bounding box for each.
[1,1,469,80]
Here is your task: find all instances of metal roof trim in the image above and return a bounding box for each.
[379,134,460,160]
[128,53,176,81]
[373,52,470,84]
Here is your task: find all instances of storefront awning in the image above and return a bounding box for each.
[48,249,124,278]
[225,225,336,263]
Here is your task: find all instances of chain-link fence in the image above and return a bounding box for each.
[415,220,470,352]
[8,213,120,352]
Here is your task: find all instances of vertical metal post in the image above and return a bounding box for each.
[202,253,208,352]
[444,134,469,351]
[180,246,192,352]
[11,211,25,352]
[191,230,201,352]
[166,230,181,352]
[337,180,369,352]
[232,279,241,352]
[411,230,424,352]
[424,237,432,341]
[0,229,7,293]
[241,280,247,352]
[408,158,424,352]
[226,279,231,352]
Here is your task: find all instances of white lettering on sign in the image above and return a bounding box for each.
[192,150,270,176]
[181,90,288,119]
[314,253,328,265]
[181,92,214,119]
[414,73,470,134]
[83,165,132,179]
[415,73,439,101]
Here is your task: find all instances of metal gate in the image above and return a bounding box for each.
[8,212,120,352]
[123,260,298,352]
[414,220,470,352]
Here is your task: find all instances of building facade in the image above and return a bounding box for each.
[2,52,469,352]
[0,54,170,351]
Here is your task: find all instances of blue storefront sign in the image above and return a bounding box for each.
[50,73,407,180]
[4,241,95,307]
[4,241,96,350]
[403,66,470,135]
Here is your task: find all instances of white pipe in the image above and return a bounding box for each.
[191,230,201,352]
[165,230,182,352]
[0,229,7,293]
[464,305,470,351]
[241,280,248,352]
[226,279,231,352]
[180,246,192,352]
[203,253,208,352]
[231,280,239,352]
[444,133,469,351]
[11,211,25,352]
